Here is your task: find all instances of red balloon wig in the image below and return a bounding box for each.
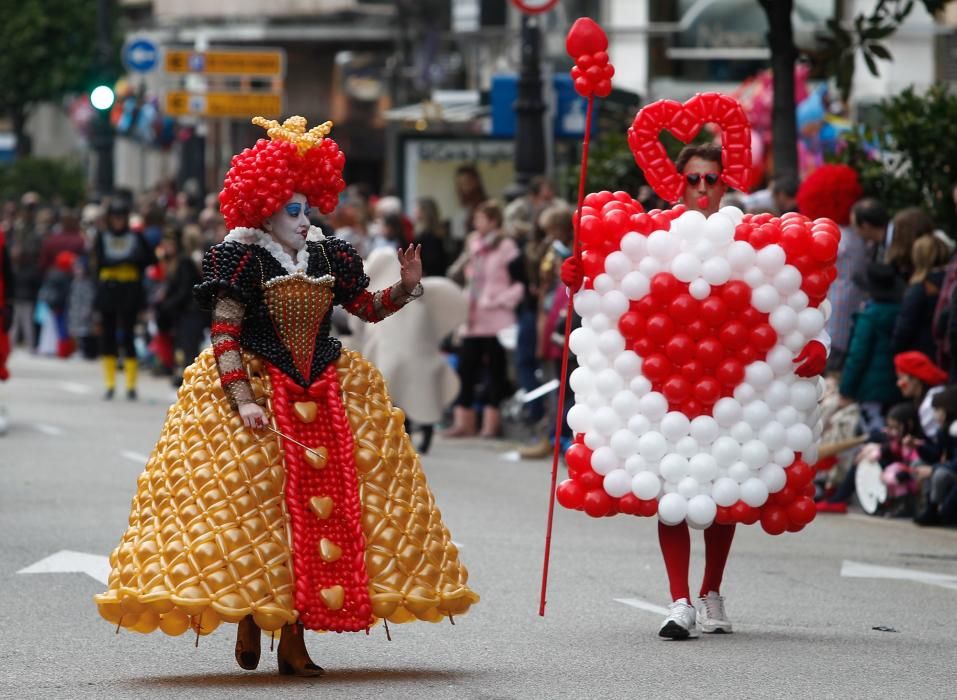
[796,164,862,225]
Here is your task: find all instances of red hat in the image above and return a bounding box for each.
[894,351,948,387]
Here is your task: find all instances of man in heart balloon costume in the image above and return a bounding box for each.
[553,19,838,641]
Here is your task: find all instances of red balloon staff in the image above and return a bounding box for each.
[539,17,614,617]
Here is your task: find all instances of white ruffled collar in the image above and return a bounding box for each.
[223,226,325,274]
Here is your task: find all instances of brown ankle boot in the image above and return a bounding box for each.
[442,406,477,437]
[479,406,503,438]
[276,622,323,677]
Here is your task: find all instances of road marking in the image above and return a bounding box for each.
[120,450,150,464]
[58,381,93,395]
[615,597,670,616]
[18,550,110,585]
[31,423,63,436]
[841,560,957,591]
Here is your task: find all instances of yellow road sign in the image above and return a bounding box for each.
[165,91,283,118]
[164,49,285,76]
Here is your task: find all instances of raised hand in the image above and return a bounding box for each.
[793,340,827,378]
[397,243,423,294]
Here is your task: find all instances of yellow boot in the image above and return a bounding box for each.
[124,358,138,400]
[102,356,117,400]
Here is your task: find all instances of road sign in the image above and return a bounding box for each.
[511,0,559,14]
[165,91,283,118]
[164,49,285,76]
[123,37,160,73]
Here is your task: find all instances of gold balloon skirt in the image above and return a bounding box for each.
[94,348,478,637]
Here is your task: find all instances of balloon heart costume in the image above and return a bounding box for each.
[552,30,839,536]
[95,117,478,640]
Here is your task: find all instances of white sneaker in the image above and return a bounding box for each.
[696,591,733,633]
[658,599,699,639]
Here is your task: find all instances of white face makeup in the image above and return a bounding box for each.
[264,192,311,253]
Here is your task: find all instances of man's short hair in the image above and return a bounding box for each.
[675,144,723,174]
[851,197,889,229]
[771,175,799,198]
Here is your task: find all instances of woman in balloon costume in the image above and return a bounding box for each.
[553,20,838,640]
[95,116,478,675]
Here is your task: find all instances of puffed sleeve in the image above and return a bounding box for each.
[324,236,370,307]
[193,241,260,309]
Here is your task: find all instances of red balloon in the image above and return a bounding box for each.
[643,353,672,382]
[715,505,735,525]
[583,489,614,517]
[779,227,808,257]
[635,295,658,317]
[565,443,592,478]
[582,249,605,279]
[739,306,763,328]
[662,375,692,403]
[686,319,709,341]
[579,468,603,491]
[734,223,753,242]
[645,313,676,345]
[680,360,705,383]
[694,377,721,405]
[731,500,760,525]
[637,498,659,517]
[682,399,704,417]
[618,311,645,339]
[618,493,642,515]
[696,337,725,367]
[604,208,629,234]
[579,215,604,246]
[787,497,816,526]
[700,296,729,328]
[632,337,654,357]
[760,505,788,535]
[665,334,695,365]
[556,479,585,509]
[786,460,813,489]
[810,233,839,263]
[769,484,798,507]
[786,521,805,533]
[719,321,748,350]
[650,273,682,303]
[722,280,751,311]
[803,271,828,299]
[668,294,699,325]
[750,323,777,352]
[717,359,745,387]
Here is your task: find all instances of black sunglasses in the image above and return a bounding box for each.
[685,172,721,186]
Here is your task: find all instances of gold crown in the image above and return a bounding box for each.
[252,115,334,155]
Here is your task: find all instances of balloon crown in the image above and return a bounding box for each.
[252,115,334,156]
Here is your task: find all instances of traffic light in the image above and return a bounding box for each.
[90,84,115,111]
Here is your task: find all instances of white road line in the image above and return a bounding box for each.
[120,450,150,464]
[58,381,93,395]
[31,423,63,436]
[18,550,110,585]
[841,560,957,591]
[615,597,670,616]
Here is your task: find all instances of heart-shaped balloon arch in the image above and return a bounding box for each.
[556,94,841,536]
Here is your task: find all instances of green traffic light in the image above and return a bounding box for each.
[90,85,115,110]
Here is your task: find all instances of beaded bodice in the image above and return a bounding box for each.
[262,273,335,382]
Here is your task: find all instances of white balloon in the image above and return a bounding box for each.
[776,406,801,427]
[759,464,787,493]
[759,421,788,451]
[660,454,691,482]
[575,289,601,317]
[584,431,607,449]
[676,436,699,459]
[712,436,741,467]
[693,239,716,260]
[743,400,772,429]
[593,273,616,295]
[627,413,651,435]
[625,454,648,476]
[744,266,765,288]
[689,278,711,300]
[566,404,592,433]
[687,494,718,528]
[765,381,791,410]
[678,476,700,499]
[569,327,596,356]
[774,447,795,468]
[611,390,640,419]
[662,481,676,494]
[630,375,652,395]
[803,445,819,464]
[719,206,744,225]
[704,213,735,247]
[604,251,632,281]
[613,350,642,378]
[660,411,692,442]
[745,362,774,389]
[727,241,756,272]
[728,461,751,483]
[730,421,754,443]
[767,345,795,375]
[790,380,818,411]
[689,453,718,483]
[632,470,661,500]
[600,290,629,320]
[648,230,678,261]
[586,351,610,371]
[702,257,733,286]
[772,265,802,296]
[712,477,740,507]
[621,232,647,260]
[621,271,651,300]
[638,392,669,422]
[598,330,626,357]
[756,244,786,275]
[593,406,621,435]
[591,446,619,475]
[638,431,668,462]
[569,366,593,394]
[820,299,832,321]
[713,397,743,427]
[596,369,624,397]
[752,284,781,313]
[589,312,611,333]
[797,308,825,338]
[610,429,640,458]
[787,424,814,452]
[788,290,810,310]
[638,257,663,277]
[586,392,606,409]
[741,440,770,469]
[672,253,702,283]
[784,331,807,353]
[740,477,770,507]
[604,469,633,498]
[690,415,720,445]
[733,382,757,404]
[658,492,688,525]
[681,209,707,230]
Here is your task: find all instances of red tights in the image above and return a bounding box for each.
[657,521,736,602]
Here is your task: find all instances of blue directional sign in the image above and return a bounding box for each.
[123,37,159,73]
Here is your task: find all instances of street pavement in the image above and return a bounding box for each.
[1,350,956,699]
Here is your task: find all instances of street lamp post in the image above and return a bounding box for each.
[93,0,115,197]
[513,14,546,186]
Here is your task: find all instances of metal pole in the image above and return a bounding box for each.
[513,14,546,186]
[94,0,114,197]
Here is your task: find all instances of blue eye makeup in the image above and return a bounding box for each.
[285,203,303,217]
